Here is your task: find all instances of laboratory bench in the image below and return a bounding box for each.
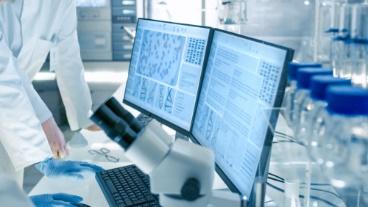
[28,62,344,207]
[27,96,343,207]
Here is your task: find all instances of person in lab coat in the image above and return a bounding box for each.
[0,175,36,207]
[0,0,97,184]
[17,0,94,133]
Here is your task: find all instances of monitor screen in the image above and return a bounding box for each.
[124,19,211,132]
[192,30,289,197]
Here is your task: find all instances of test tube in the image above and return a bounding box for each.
[350,4,368,88]
[331,3,353,78]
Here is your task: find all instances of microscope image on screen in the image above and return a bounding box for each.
[138,31,184,86]
[124,19,211,131]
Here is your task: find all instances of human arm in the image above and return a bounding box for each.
[0,31,52,171]
[50,0,93,131]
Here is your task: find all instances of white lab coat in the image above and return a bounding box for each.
[0,1,52,178]
[18,0,92,130]
[0,175,35,207]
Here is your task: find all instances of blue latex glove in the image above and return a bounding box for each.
[36,158,104,179]
[30,193,83,207]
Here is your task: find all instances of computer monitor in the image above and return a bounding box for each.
[192,30,292,199]
[124,19,212,133]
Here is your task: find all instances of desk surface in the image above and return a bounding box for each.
[29,63,342,206]
[29,117,288,207]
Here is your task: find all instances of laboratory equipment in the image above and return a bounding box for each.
[331,3,353,78]
[349,4,368,88]
[314,0,344,64]
[88,148,120,163]
[307,76,351,158]
[91,22,292,206]
[91,98,243,207]
[318,86,368,206]
[283,62,322,127]
[218,0,247,33]
[292,68,333,137]
[96,165,160,206]
[297,75,351,145]
[124,19,212,133]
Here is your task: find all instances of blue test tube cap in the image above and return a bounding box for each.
[326,86,368,116]
[310,76,351,101]
[325,28,339,33]
[297,68,333,89]
[288,62,322,81]
[351,38,368,45]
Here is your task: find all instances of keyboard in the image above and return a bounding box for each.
[96,165,161,207]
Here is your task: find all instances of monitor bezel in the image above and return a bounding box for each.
[189,29,294,202]
[123,18,214,136]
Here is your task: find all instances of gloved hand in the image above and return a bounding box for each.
[30,193,83,207]
[42,117,68,158]
[36,158,104,179]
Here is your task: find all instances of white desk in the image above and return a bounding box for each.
[29,124,234,206]
[29,117,290,207]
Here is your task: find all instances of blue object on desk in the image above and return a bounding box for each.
[88,147,120,163]
[36,158,105,179]
[30,193,83,207]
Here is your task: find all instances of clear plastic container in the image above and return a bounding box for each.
[349,4,368,88]
[318,86,368,206]
[298,76,351,151]
[292,68,332,136]
[283,63,322,127]
[331,3,353,78]
[314,0,344,64]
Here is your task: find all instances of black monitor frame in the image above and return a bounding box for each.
[188,29,294,204]
[123,18,214,136]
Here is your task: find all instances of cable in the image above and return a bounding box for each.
[273,140,298,144]
[267,175,343,201]
[268,173,285,181]
[274,131,295,140]
[267,182,339,207]
[273,131,306,146]
[268,172,331,187]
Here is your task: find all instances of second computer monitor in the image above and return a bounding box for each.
[124,19,211,132]
[192,30,290,198]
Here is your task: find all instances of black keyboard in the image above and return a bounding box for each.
[96,165,161,207]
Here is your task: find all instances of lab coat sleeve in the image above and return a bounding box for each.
[14,55,53,123]
[0,35,52,171]
[0,176,35,207]
[50,0,93,131]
